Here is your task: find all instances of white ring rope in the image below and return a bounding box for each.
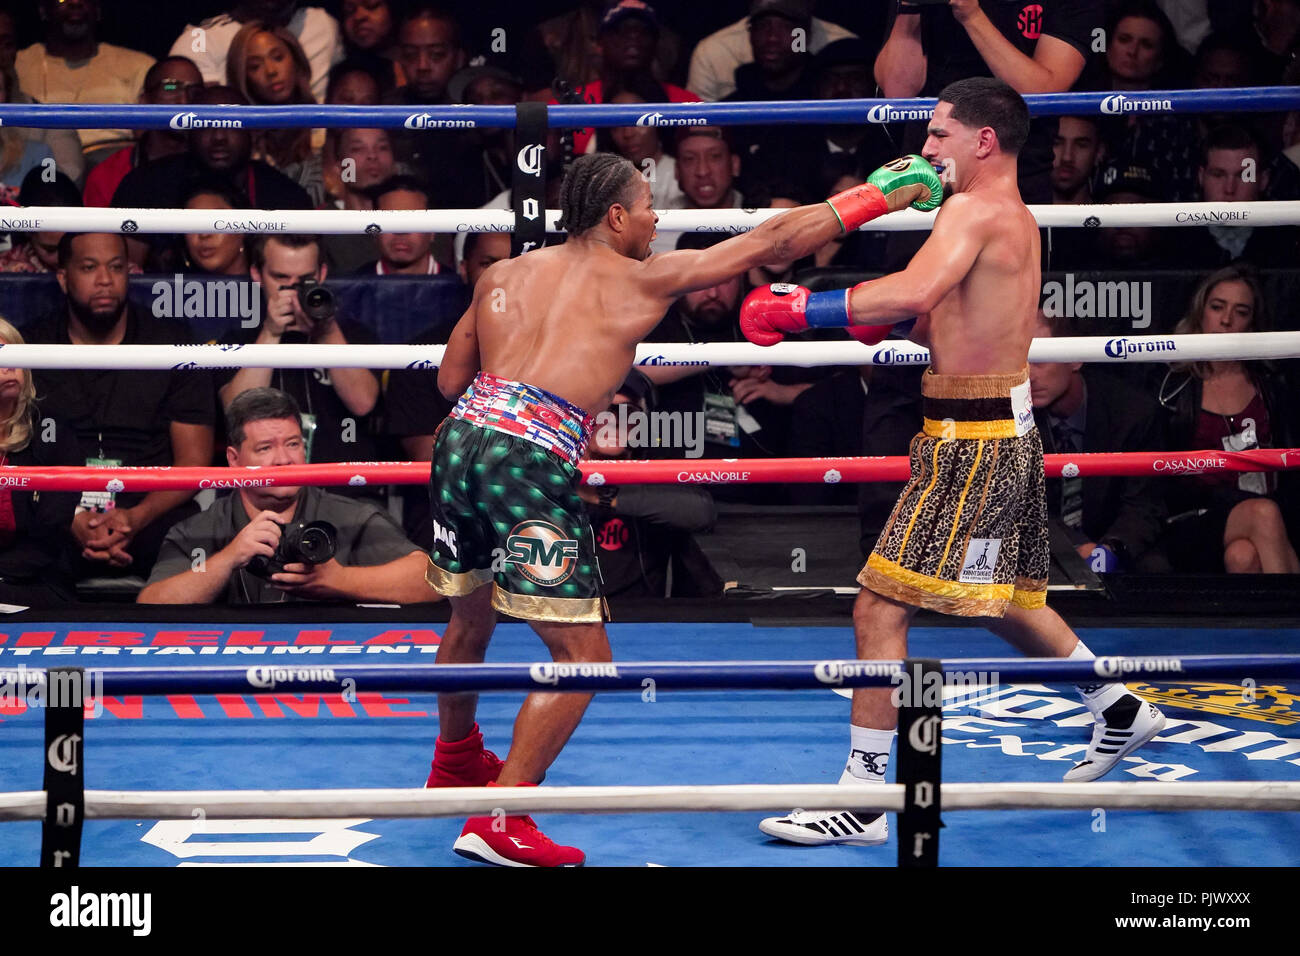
[1,333,1297,370]
[1,781,1297,821]
[2,201,1295,235]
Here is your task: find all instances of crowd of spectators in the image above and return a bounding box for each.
[0,0,1297,608]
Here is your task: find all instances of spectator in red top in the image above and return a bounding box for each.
[564,1,699,155]
[1155,264,1300,574]
[83,57,205,208]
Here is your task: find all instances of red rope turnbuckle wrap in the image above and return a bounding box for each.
[1,449,1295,492]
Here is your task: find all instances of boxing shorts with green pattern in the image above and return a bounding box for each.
[425,371,604,623]
[858,366,1049,617]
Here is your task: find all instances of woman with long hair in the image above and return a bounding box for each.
[181,179,252,276]
[0,318,82,604]
[1156,264,1300,573]
[227,21,327,205]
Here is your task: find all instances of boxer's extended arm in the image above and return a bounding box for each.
[641,157,940,302]
[848,194,987,325]
[640,202,849,302]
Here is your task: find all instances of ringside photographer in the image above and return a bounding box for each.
[137,388,436,606]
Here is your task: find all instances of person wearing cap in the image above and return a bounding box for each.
[518,0,685,96]
[687,0,859,103]
[445,57,526,208]
[559,1,700,156]
[1087,158,1175,270]
[581,370,717,600]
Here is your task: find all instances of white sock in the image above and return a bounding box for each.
[1068,640,1128,713]
[839,724,896,785]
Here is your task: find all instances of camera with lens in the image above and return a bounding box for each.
[288,278,336,323]
[247,520,338,578]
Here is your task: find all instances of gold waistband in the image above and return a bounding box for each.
[921,366,1030,400]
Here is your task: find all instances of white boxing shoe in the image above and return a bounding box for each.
[759,809,888,846]
[1065,693,1167,782]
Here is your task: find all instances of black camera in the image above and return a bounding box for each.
[247,520,338,578]
[288,278,336,322]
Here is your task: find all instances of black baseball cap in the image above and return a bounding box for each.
[1094,160,1167,202]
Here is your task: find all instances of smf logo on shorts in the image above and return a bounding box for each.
[959,538,1001,584]
[506,520,579,587]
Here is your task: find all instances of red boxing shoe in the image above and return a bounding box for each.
[453,782,586,867]
[426,723,504,788]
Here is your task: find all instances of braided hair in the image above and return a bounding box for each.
[556,153,640,236]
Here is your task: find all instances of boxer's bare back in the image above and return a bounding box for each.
[438,174,916,412]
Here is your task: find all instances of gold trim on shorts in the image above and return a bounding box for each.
[425,558,493,597]
[860,552,1014,617]
[922,417,1020,439]
[491,586,604,624]
[921,365,1031,399]
[1011,576,1048,609]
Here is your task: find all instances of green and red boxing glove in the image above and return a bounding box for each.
[740,283,893,347]
[825,154,944,234]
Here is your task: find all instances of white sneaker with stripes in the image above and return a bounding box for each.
[758,809,888,846]
[1064,693,1166,782]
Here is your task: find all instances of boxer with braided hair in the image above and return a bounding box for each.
[426,148,939,867]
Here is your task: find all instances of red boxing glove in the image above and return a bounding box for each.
[740,283,810,346]
[847,323,892,346]
[825,183,889,234]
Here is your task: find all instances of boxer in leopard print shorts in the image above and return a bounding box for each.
[741,78,1167,849]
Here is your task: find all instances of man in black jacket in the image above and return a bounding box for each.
[110,86,313,266]
[1029,311,1168,571]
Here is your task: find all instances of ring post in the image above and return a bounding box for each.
[897,659,943,868]
[40,667,85,868]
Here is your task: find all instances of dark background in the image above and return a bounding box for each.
[3,1,890,65]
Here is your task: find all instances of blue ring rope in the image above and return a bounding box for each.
[0,86,1291,131]
[3,654,1296,695]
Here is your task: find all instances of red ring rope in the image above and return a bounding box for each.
[0,449,1294,491]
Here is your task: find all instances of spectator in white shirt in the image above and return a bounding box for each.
[686,0,856,102]
[169,1,343,103]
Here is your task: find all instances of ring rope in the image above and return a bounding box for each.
[1,448,1294,492]
[0,86,1292,131]
[3,334,1299,370]
[5,200,1296,234]
[1,782,1297,821]
[7,655,1298,694]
